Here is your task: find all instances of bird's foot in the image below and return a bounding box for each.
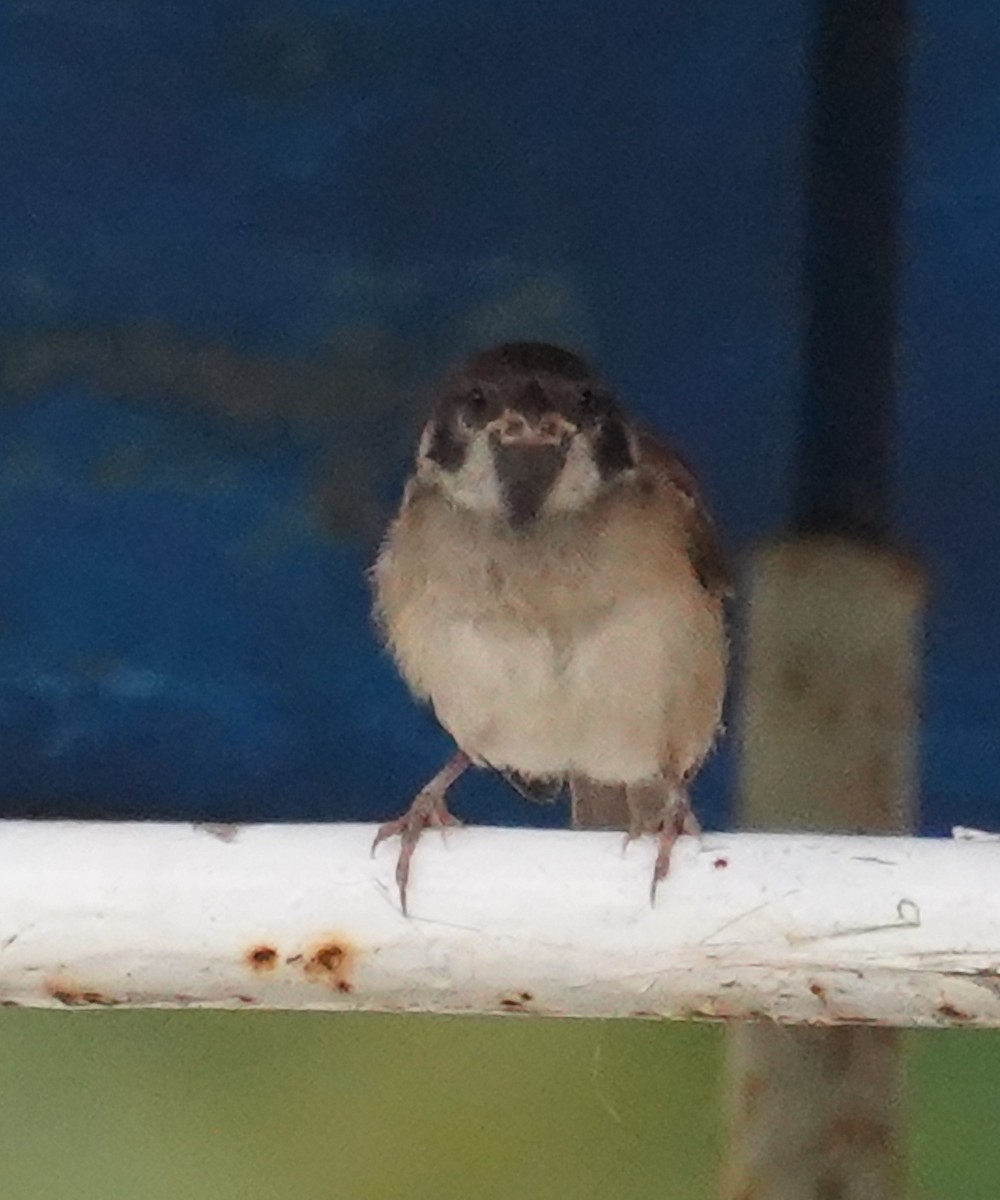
[372,785,464,915]
[622,782,700,903]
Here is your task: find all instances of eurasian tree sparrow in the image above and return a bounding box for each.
[371,342,729,911]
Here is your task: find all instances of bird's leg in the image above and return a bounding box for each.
[623,776,701,903]
[372,750,470,914]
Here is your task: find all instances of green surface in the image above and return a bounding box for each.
[0,1012,993,1199]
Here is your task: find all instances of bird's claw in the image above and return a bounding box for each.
[621,793,701,904]
[372,789,463,914]
[650,806,701,903]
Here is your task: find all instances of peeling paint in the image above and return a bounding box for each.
[194,823,242,843]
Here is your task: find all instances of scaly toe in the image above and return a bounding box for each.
[372,791,463,913]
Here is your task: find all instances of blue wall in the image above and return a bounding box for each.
[0,1,996,831]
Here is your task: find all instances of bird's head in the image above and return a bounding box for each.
[415,342,637,530]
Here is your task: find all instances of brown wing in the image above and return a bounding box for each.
[636,431,733,599]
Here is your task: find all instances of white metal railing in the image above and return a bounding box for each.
[1,820,996,1024]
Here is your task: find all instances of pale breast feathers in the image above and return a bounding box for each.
[372,449,728,784]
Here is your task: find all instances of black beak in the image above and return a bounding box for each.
[491,439,567,528]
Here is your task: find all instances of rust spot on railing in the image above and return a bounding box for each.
[246,945,279,972]
[301,937,356,993]
[936,1001,971,1022]
[46,981,118,1007]
[499,991,534,1012]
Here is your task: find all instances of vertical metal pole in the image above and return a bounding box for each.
[796,0,907,542]
[724,3,920,1199]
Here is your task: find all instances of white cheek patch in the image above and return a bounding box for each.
[419,429,610,521]
[432,432,504,514]
[544,435,601,514]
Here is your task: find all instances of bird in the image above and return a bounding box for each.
[370,341,730,912]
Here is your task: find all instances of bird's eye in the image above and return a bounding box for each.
[464,388,488,421]
[578,388,605,422]
[455,387,489,433]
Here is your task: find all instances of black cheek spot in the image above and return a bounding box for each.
[592,418,634,478]
[425,422,466,472]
